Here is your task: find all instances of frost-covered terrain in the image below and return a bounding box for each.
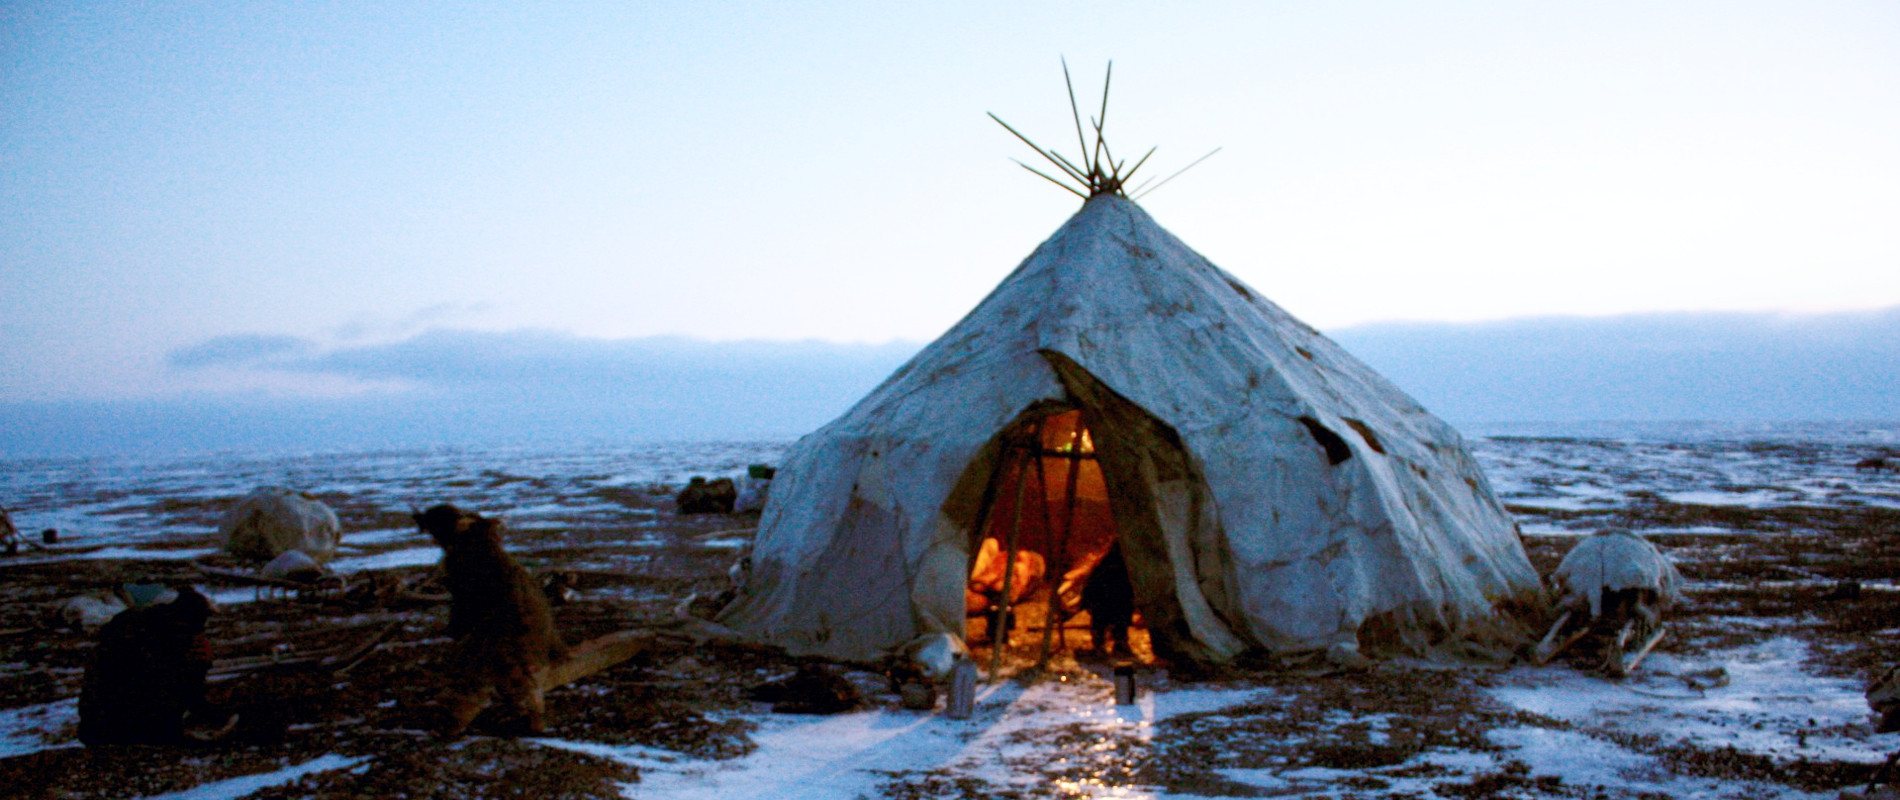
[0,422,1895,799]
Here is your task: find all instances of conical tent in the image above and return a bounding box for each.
[717,194,1540,664]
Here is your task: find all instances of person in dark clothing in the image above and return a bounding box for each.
[78,586,220,745]
[1081,546,1135,658]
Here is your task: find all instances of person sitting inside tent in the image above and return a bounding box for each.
[1081,545,1135,659]
[965,537,1045,634]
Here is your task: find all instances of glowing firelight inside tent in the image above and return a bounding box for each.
[962,409,1138,656]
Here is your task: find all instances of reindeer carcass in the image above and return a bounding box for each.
[1532,529,1685,676]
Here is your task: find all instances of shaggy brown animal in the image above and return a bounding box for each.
[414,504,568,737]
[77,585,220,745]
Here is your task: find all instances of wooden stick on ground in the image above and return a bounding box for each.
[542,630,650,690]
[1619,625,1667,675]
[1529,611,1579,665]
[1603,620,1638,678]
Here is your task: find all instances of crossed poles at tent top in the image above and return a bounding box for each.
[989,59,1220,201]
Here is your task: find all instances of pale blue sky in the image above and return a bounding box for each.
[4,1,1897,402]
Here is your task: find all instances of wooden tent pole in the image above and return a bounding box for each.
[989,422,1036,681]
[955,437,1013,658]
[1037,420,1088,669]
[1056,426,1087,648]
[1030,424,1059,669]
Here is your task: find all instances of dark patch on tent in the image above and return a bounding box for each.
[1299,417,1354,465]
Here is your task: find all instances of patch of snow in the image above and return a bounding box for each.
[329,546,440,573]
[1665,489,1790,508]
[0,698,77,759]
[1218,724,1833,799]
[340,527,424,546]
[1642,525,1739,536]
[1489,637,1887,766]
[134,753,370,800]
[69,546,215,562]
[1487,726,1829,799]
[204,586,266,607]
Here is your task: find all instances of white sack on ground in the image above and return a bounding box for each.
[219,487,342,564]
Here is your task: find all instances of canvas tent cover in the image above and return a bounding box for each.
[718,195,1539,663]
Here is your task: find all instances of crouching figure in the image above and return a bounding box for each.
[78,585,225,745]
[414,504,568,737]
[1532,529,1685,677]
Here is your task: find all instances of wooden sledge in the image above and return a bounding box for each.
[1531,609,1667,677]
[194,561,347,600]
[209,621,399,680]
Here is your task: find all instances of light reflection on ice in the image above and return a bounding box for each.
[551,676,1263,800]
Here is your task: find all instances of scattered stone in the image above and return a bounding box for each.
[676,476,738,514]
[746,663,861,714]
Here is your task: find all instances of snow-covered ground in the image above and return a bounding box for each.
[1,422,1896,798]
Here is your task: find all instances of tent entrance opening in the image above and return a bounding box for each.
[966,409,1151,666]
